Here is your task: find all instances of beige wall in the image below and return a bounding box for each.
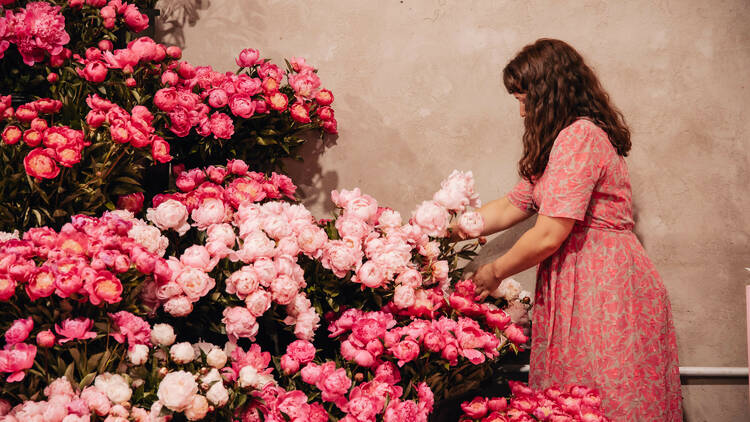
[158,0,750,419]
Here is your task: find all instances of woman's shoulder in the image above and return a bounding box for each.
[554,118,609,150]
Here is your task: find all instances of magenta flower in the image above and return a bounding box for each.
[0,343,37,382]
[7,2,70,66]
[55,317,97,344]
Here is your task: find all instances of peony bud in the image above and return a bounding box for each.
[47,73,59,83]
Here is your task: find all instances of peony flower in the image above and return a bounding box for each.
[147,199,190,235]
[170,342,196,364]
[461,397,489,419]
[163,295,193,316]
[116,192,145,213]
[393,284,416,308]
[458,211,484,238]
[315,89,334,106]
[157,371,198,412]
[84,270,123,305]
[55,317,97,344]
[150,323,176,346]
[222,307,258,342]
[0,343,37,382]
[236,48,260,67]
[184,394,209,420]
[289,103,311,123]
[412,200,450,237]
[36,329,56,348]
[4,317,33,345]
[209,111,234,139]
[206,347,228,368]
[24,148,60,179]
[109,311,151,346]
[128,344,149,365]
[94,373,132,404]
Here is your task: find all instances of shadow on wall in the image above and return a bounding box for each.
[283,131,340,214]
[154,0,211,48]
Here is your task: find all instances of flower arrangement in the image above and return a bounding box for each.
[0,0,337,232]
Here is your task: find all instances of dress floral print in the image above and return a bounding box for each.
[507,119,682,421]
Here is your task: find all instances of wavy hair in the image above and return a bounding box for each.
[502,39,631,182]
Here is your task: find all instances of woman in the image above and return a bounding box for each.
[459,39,682,421]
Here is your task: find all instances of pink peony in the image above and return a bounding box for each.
[286,340,316,364]
[116,192,145,213]
[393,284,416,308]
[83,270,123,305]
[315,89,334,106]
[504,324,528,345]
[222,306,258,342]
[280,354,300,374]
[244,289,272,317]
[229,94,255,118]
[36,329,55,348]
[209,111,234,139]
[288,69,321,98]
[289,103,311,123]
[0,343,37,382]
[4,317,33,345]
[458,211,484,238]
[24,148,60,179]
[412,200,450,237]
[9,2,71,65]
[236,48,261,67]
[109,311,151,346]
[461,397,489,419]
[81,385,110,416]
[55,317,97,344]
[175,267,215,301]
[389,339,420,366]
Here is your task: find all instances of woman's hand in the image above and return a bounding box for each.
[471,262,501,300]
[448,222,469,242]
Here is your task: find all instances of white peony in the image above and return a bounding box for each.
[206,382,229,406]
[170,342,196,364]
[146,199,190,235]
[184,394,209,421]
[128,344,150,365]
[150,323,176,347]
[492,278,522,301]
[94,373,132,404]
[157,371,198,412]
[206,348,228,369]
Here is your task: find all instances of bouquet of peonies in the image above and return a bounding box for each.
[0,0,337,232]
[459,381,610,422]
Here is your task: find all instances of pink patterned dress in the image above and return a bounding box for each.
[507,119,682,421]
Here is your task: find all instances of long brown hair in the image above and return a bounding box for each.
[502,39,631,182]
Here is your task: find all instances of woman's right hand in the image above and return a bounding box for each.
[448,222,469,242]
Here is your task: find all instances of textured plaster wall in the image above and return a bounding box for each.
[159,0,750,420]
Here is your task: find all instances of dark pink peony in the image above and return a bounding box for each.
[8,2,71,65]
[55,317,96,344]
[0,343,37,382]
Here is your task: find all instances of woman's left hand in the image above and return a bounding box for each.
[471,263,500,300]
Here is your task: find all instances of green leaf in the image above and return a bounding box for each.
[64,362,75,384]
[79,372,97,389]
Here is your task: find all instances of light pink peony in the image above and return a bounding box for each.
[393,284,416,308]
[191,197,229,229]
[244,289,272,317]
[147,199,190,235]
[412,200,450,237]
[458,211,484,238]
[81,386,110,416]
[355,260,386,288]
[157,371,198,412]
[222,306,258,342]
[163,295,193,316]
[226,266,261,299]
[175,267,215,302]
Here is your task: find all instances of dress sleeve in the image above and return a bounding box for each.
[537,121,603,221]
[507,178,536,213]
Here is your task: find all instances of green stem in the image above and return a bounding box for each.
[101,147,127,182]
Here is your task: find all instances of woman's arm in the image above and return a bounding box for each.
[472,214,576,298]
[451,196,533,241]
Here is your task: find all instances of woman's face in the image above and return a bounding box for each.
[513,93,527,118]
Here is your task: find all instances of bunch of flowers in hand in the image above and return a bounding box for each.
[459,381,610,422]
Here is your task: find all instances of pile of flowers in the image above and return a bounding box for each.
[0,163,539,420]
[459,382,611,421]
